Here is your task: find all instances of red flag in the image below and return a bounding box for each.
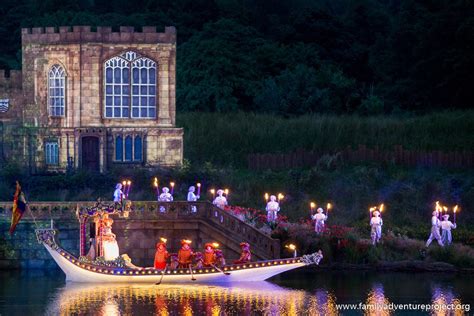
[9,181,27,235]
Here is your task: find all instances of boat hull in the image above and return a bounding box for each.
[44,244,307,283]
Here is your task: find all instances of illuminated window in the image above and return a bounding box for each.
[104,51,157,119]
[48,65,66,116]
[45,141,59,165]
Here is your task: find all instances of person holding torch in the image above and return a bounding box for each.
[370,207,383,245]
[266,195,280,223]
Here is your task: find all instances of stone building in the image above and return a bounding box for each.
[0,26,183,173]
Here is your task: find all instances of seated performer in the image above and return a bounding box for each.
[194,252,204,269]
[187,186,200,213]
[102,217,120,261]
[312,208,328,234]
[169,254,179,270]
[266,195,280,222]
[426,210,444,247]
[370,210,383,245]
[215,249,226,268]
[113,183,124,203]
[159,187,173,212]
[121,254,143,270]
[213,189,228,209]
[203,243,217,267]
[154,240,169,270]
[178,239,194,268]
[441,214,456,246]
[234,242,251,264]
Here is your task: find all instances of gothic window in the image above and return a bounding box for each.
[104,51,157,119]
[114,134,143,162]
[48,65,66,116]
[45,141,59,165]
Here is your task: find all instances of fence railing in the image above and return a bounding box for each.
[247,145,474,170]
[0,200,280,259]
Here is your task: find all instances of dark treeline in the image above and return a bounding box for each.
[1,0,473,115]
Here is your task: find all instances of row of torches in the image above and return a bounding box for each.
[127,178,462,224]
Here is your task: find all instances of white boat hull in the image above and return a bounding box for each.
[37,228,322,284]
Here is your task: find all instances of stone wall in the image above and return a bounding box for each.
[0,201,281,269]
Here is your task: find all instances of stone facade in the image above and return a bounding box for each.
[0,26,183,173]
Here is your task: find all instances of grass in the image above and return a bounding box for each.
[178,110,474,167]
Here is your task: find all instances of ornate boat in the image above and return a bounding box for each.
[36,228,323,283]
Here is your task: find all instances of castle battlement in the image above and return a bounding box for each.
[22,26,176,45]
[0,70,22,89]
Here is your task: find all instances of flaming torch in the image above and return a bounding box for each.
[170,182,175,195]
[310,202,316,215]
[265,193,269,203]
[285,244,297,258]
[210,189,216,200]
[327,203,332,215]
[197,183,201,196]
[379,203,384,218]
[126,180,131,197]
[277,193,284,203]
[453,205,458,224]
[154,177,159,201]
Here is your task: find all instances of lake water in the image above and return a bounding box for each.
[0,268,472,315]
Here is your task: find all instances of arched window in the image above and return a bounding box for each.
[134,135,142,161]
[124,135,133,161]
[104,51,157,119]
[115,136,123,161]
[48,65,66,116]
[114,134,144,163]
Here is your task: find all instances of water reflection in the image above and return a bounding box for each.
[431,284,465,316]
[45,282,313,315]
[1,270,472,315]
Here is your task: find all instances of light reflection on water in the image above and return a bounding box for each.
[0,269,472,315]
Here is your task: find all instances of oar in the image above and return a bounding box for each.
[212,264,231,276]
[155,264,168,285]
[189,264,196,281]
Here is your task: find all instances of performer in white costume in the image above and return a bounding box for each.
[426,211,444,247]
[102,218,120,261]
[212,189,228,209]
[440,214,456,246]
[113,183,124,203]
[370,210,383,245]
[187,186,200,213]
[158,187,173,212]
[266,195,280,222]
[311,208,328,234]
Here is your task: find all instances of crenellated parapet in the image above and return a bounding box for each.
[0,69,22,89]
[22,26,176,45]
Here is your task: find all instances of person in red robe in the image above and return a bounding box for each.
[178,239,194,268]
[234,242,251,264]
[154,240,169,270]
[203,243,217,267]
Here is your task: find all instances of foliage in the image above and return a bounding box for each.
[0,0,473,113]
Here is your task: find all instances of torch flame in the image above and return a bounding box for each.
[327,203,332,210]
[212,242,219,248]
[278,193,284,200]
[197,183,201,187]
[210,189,215,194]
[379,204,384,212]
[453,205,458,213]
[170,182,175,187]
[285,244,296,250]
[264,193,269,201]
[160,237,167,243]
[127,180,131,185]
[224,189,229,195]
[183,239,192,244]
[443,206,448,212]
[122,180,126,186]
[310,202,316,209]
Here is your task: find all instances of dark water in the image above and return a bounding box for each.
[0,268,472,315]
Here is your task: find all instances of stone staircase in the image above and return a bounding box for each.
[0,201,280,268]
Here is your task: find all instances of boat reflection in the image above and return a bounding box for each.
[45,282,315,315]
